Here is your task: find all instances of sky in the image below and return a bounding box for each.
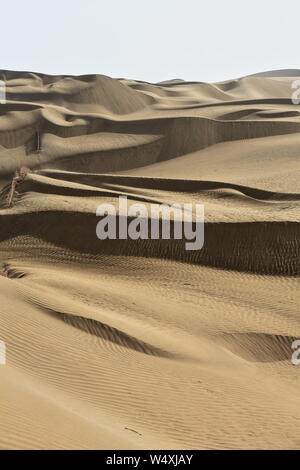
[1,0,299,83]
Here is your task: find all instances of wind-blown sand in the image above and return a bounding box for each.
[0,69,299,449]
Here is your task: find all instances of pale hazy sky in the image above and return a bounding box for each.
[1,0,299,83]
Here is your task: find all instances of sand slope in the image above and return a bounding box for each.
[0,69,299,449]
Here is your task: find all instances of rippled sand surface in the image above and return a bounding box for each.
[0,69,299,449]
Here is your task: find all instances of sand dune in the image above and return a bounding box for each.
[0,69,299,449]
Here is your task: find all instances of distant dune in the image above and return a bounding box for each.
[0,69,299,449]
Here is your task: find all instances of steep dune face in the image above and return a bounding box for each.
[0,70,299,450]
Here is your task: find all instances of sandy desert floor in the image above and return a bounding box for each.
[0,69,299,449]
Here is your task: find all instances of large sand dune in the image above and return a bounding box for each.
[0,69,299,449]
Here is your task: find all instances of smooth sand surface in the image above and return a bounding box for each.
[0,69,299,449]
